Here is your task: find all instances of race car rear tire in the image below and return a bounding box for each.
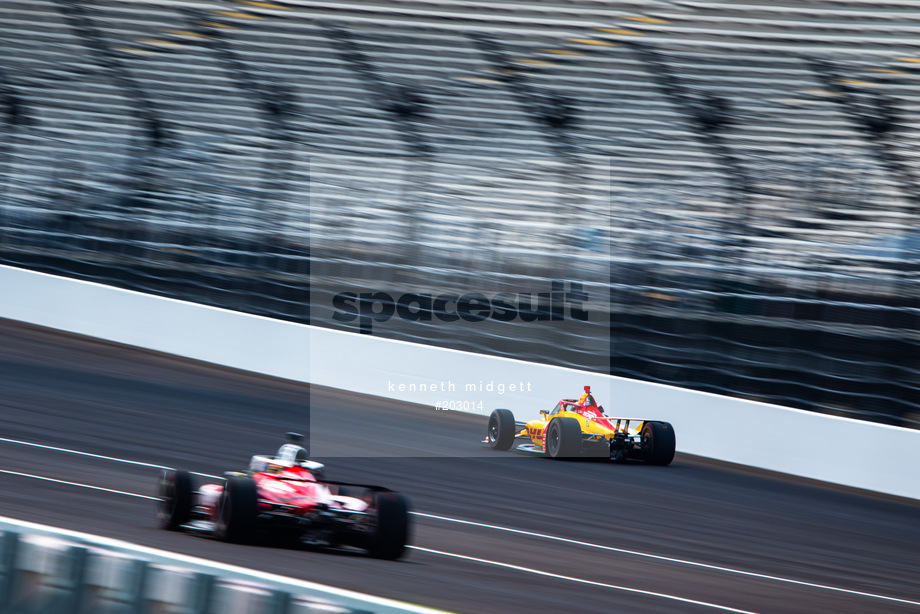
[366,492,411,560]
[546,417,581,459]
[643,421,676,466]
[157,469,192,531]
[215,477,259,544]
[487,409,516,451]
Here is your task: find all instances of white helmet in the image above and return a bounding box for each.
[276,432,309,465]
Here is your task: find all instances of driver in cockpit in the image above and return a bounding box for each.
[577,385,605,416]
[276,432,310,465]
[271,432,325,478]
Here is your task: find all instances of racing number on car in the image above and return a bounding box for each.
[525,425,546,449]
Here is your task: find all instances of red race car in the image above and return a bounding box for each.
[156,433,410,559]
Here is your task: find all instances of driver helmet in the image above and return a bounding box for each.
[276,432,309,465]
[277,443,309,465]
[579,385,597,407]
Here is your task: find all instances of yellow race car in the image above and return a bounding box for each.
[485,386,676,465]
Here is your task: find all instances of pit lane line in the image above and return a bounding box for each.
[0,436,221,479]
[0,469,160,500]
[409,546,757,614]
[412,512,920,608]
[0,467,757,614]
[2,438,919,611]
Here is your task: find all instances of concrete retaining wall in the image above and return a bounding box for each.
[0,516,442,614]
[2,264,919,500]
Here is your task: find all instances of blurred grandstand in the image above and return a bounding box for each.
[0,0,918,426]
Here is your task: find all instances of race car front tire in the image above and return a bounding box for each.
[366,492,411,560]
[215,477,259,544]
[157,469,192,531]
[546,417,581,459]
[487,409,516,451]
[643,421,676,466]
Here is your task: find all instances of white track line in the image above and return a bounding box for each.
[0,436,221,479]
[410,546,758,614]
[0,467,759,613]
[411,512,920,608]
[3,436,918,608]
[0,469,159,500]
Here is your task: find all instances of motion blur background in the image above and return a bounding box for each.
[0,0,918,427]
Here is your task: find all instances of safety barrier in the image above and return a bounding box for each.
[2,263,920,501]
[0,516,443,614]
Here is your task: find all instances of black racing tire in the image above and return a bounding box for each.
[215,477,259,544]
[546,417,581,459]
[643,421,676,466]
[157,469,192,531]
[366,492,411,560]
[487,409,516,451]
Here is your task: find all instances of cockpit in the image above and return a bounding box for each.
[247,432,325,478]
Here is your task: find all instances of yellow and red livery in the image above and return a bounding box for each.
[486,386,676,464]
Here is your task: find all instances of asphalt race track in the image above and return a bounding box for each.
[1,317,918,614]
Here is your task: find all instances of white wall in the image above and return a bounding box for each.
[3,264,919,500]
